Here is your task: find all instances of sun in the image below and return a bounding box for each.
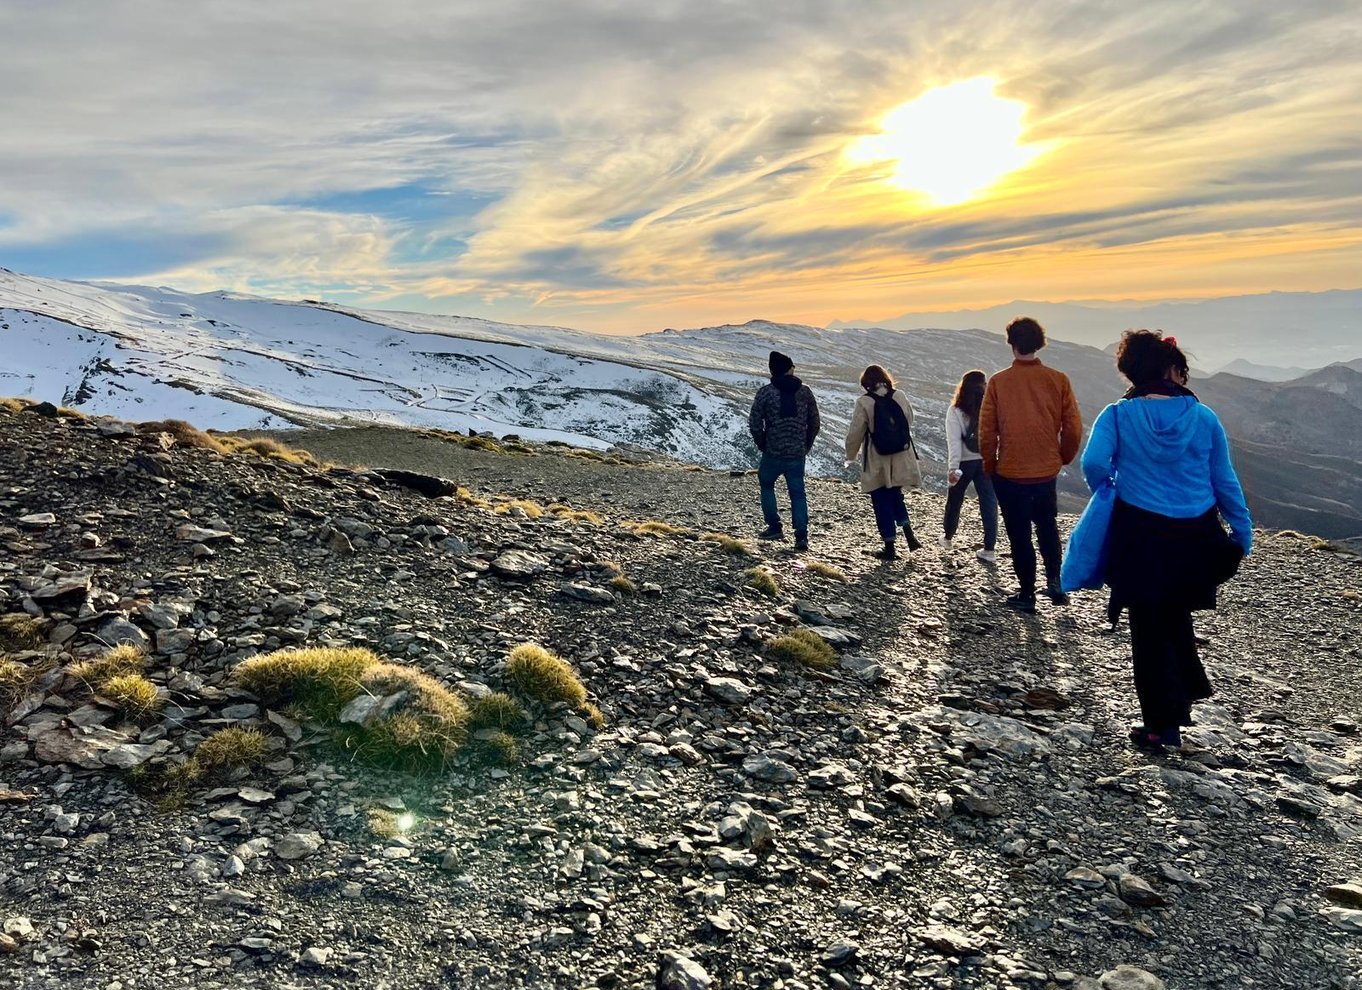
[847,77,1044,206]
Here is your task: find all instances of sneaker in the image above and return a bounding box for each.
[938,534,953,551]
[793,531,809,552]
[1005,592,1036,614]
[1044,584,1071,606]
[976,548,996,564]
[757,526,784,541]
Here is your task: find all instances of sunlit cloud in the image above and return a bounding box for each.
[1,0,1359,332]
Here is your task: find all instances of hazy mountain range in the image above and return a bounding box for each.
[2,268,1360,538]
[830,289,1362,373]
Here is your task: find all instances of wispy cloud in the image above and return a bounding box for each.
[2,0,1359,331]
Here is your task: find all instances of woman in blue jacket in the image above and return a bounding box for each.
[1079,330,1252,751]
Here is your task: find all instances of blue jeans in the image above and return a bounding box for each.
[943,460,998,550]
[758,454,808,533]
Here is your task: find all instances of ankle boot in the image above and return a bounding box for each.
[902,522,922,552]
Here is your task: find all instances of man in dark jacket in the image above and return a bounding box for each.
[749,350,821,551]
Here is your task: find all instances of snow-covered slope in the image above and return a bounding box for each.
[6,268,1077,478]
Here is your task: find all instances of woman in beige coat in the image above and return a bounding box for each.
[845,365,923,559]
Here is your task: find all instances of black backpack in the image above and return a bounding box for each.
[870,392,910,456]
[962,413,979,454]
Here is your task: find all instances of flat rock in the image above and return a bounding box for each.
[1324,883,1362,909]
[1118,874,1168,908]
[659,952,711,990]
[1098,965,1166,989]
[175,524,234,543]
[276,831,324,860]
[741,752,798,784]
[705,677,753,704]
[490,550,548,579]
[917,924,982,957]
[560,581,614,604]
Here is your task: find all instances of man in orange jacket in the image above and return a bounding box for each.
[979,317,1083,613]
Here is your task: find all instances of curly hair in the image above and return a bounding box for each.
[1005,316,1046,355]
[1115,329,1189,387]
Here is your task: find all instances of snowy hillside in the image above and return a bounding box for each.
[3,268,1080,480]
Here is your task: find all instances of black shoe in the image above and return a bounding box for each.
[794,531,809,552]
[1044,585,1071,606]
[1005,592,1036,614]
[870,542,897,560]
[758,526,784,541]
[903,526,922,552]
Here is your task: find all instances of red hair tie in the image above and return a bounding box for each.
[1164,335,1178,348]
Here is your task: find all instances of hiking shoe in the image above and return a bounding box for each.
[869,543,897,561]
[793,531,809,552]
[903,528,923,552]
[976,548,997,564]
[1044,585,1071,606]
[1128,726,1165,752]
[1005,592,1036,614]
[757,526,785,541]
[938,534,953,551]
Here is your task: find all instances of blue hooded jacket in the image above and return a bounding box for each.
[1081,396,1253,554]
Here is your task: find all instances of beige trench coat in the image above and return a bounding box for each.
[845,390,923,494]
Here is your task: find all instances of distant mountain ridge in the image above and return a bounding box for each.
[830,289,1362,372]
[1,269,1359,538]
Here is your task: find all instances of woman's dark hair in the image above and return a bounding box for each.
[1005,316,1046,355]
[860,365,895,391]
[952,369,987,419]
[1115,329,1189,386]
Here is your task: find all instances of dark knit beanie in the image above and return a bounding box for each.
[768,350,794,376]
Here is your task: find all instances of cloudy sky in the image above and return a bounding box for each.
[3,0,1360,333]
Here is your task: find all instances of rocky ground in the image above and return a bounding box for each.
[1,408,1360,990]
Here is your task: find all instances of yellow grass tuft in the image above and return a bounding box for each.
[0,397,36,414]
[580,702,606,730]
[493,499,545,519]
[100,673,163,721]
[550,504,605,525]
[702,532,755,556]
[743,567,781,597]
[766,629,838,672]
[232,646,373,721]
[137,419,228,453]
[805,560,850,583]
[195,727,269,771]
[479,730,521,766]
[455,486,492,509]
[70,644,147,686]
[609,574,637,596]
[0,614,44,650]
[468,691,527,731]
[628,520,690,537]
[460,435,502,453]
[55,406,88,420]
[506,643,588,708]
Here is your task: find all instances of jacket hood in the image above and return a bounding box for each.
[1120,396,1202,462]
[772,374,803,393]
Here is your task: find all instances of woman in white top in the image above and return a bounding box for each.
[940,369,999,562]
[845,364,923,560]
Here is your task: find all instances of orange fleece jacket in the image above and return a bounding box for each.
[979,359,1083,482]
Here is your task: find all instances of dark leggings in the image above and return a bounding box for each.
[943,460,998,550]
[1127,603,1212,732]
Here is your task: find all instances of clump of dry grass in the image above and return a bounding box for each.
[460,435,502,453]
[743,567,781,597]
[479,730,521,766]
[702,532,755,556]
[195,727,269,771]
[493,499,545,519]
[805,560,850,583]
[628,520,690,537]
[609,574,637,596]
[0,614,44,650]
[70,644,147,686]
[55,406,88,420]
[455,486,492,509]
[468,692,527,731]
[569,449,606,462]
[137,419,229,452]
[549,504,604,525]
[100,673,163,721]
[580,702,606,730]
[232,646,373,721]
[506,643,588,708]
[502,442,536,455]
[234,647,468,772]
[0,397,36,414]
[766,629,838,671]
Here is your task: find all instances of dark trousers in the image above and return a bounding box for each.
[1127,603,1212,732]
[943,460,998,550]
[868,486,909,543]
[993,476,1061,594]
[758,454,808,533]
